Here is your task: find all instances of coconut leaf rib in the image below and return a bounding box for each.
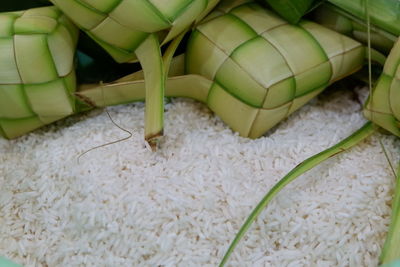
[215,37,400,267]
[363,38,400,265]
[0,6,79,139]
[214,2,400,265]
[380,161,400,265]
[1,0,365,140]
[50,0,220,148]
[78,0,365,139]
[218,121,377,267]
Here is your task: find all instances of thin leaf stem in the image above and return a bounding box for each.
[219,122,376,267]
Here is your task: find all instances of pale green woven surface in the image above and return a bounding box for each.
[50,0,219,63]
[0,7,79,139]
[364,38,400,137]
[186,2,364,138]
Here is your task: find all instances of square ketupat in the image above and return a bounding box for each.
[0,6,78,139]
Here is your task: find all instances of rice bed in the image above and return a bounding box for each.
[0,86,399,267]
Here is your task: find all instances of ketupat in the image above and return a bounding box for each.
[0,6,79,139]
[0,1,398,266]
[78,0,365,139]
[328,0,400,37]
[365,38,400,266]
[218,32,400,267]
[364,39,400,138]
[49,0,220,149]
[184,0,364,138]
[217,1,400,265]
[0,0,365,140]
[312,9,400,266]
[49,0,219,63]
[312,2,398,54]
[258,0,324,24]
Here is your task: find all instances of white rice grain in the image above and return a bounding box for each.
[0,87,399,266]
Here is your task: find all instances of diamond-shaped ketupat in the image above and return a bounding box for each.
[185,1,365,138]
[51,0,219,149]
[77,0,366,139]
[50,0,221,149]
[0,6,79,139]
[364,39,400,137]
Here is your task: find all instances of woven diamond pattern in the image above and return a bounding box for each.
[364,38,400,137]
[51,0,220,63]
[186,2,365,138]
[0,7,79,139]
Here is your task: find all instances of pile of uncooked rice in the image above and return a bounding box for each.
[1,86,399,267]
